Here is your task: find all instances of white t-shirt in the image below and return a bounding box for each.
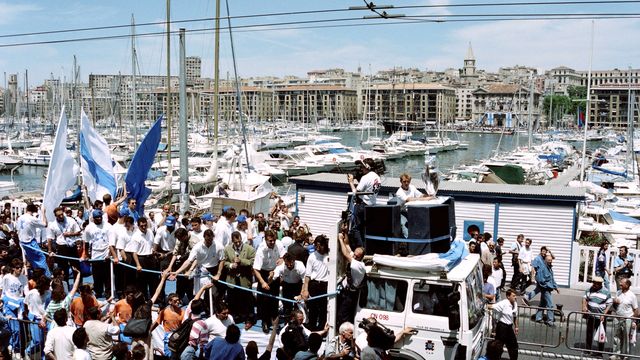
[205,314,235,340]
[154,226,176,252]
[130,229,154,256]
[356,171,381,205]
[44,325,75,359]
[492,298,517,325]
[395,184,423,206]
[343,258,366,288]
[73,348,92,360]
[2,273,28,300]
[25,288,49,318]
[305,251,330,282]
[253,241,286,271]
[84,222,112,260]
[16,212,47,243]
[615,290,638,317]
[214,218,233,247]
[47,218,81,246]
[273,261,306,284]
[188,240,224,269]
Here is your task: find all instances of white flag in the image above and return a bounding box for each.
[80,109,117,203]
[43,107,79,221]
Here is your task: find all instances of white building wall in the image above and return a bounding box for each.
[498,203,575,287]
[454,201,496,241]
[296,189,348,240]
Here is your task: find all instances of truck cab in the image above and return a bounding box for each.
[353,252,487,360]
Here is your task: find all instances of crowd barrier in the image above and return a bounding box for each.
[0,316,46,360]
[21,243,340,304]
[565,310,640,359]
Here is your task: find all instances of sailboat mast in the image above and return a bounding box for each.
[213,0,220,166]
[627,67,633,174]
[580,20,595,183]
[131,14,138,150]
[527,73,534,148]
[179,29,189,213]
[25,70,30,126]
[166,0,172,171]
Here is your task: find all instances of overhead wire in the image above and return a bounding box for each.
[0,0,638,39]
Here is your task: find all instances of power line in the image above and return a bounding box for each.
[0,11,638,48]
[0,0,638,39]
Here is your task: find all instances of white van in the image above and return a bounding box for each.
[353,253,487,360]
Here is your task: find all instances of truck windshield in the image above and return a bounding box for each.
[411,282,451,317]
[465,266,485,329]
[364,277,408,312]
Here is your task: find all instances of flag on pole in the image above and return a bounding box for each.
[125,115,163,213]
[80,109,117,203]
[577,106,585,128]
[43,107,79,221]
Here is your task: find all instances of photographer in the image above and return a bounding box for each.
[347,158,381,249]
[355,317,413,358]
[324,322,358,360]
[278,309,329,359]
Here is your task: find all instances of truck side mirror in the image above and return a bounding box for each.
[448,290,461,330]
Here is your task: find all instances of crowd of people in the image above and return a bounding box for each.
[0,189,375,360]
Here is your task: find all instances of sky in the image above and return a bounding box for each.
[0,0,639,86]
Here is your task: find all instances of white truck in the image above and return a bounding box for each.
[326,197,487,359]
[352,252,487,360]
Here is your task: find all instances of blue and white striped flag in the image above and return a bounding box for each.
[80,109,117,203]
[43,107,79,221]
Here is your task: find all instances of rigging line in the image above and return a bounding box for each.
[1,14,638,48]
[0,0,638,39]
[403,12,640,18]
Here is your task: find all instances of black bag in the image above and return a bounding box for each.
[123,318,152,338]
[281,324,307,354]
[168,318,194,354]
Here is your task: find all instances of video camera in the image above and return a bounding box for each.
[358,317,395,350]
[352,158,386,182]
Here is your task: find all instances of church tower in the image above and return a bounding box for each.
[461,42,479,85]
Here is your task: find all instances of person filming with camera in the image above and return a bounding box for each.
[355,317,414,359]
[347,158,381,249]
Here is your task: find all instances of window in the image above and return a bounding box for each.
[465,266,486,329]
[411,282,452,317]
[364,277,408,313]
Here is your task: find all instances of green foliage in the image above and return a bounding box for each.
[578,231,606,247]
[567,85,587,100]
[544,85,588,118]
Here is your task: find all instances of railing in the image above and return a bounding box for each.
[565,311,640,359]
[3,317,47,360]
[487,304,564,349]
[571,243,640,291]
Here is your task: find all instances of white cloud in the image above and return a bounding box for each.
[0,3,40,25]
[443,18,640,72]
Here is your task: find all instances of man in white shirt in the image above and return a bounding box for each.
[271,252,306,317]
[131,217,157,298]
[301,235,331,331]
[46,206,81,284]
[253,229,285,333]
[347,158,381,248]
[613,278,639,356]
[337,232,366,326]
[44,308,76,360]
[116,216,137,290]
[171,229,224,300]
[83,209,112,298]
[518,238,534,291]
[190,216,205,243]
[205,301,235,340]
[214,207,235,247]
[489,289,519,359]
[395,173,426,206]
[154,215,177,270]
[16,203,50,277]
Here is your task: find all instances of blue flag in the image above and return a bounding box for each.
[125,116,163,213]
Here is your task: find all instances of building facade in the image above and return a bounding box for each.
[472,83,541,127]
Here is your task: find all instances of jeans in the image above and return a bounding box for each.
[180,345,200,360]
[535,289,555,323]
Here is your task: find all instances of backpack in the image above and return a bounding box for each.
[281,324,307,354]
[167,317,194,354]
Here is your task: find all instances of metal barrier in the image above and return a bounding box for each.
[487,304,564,349]
[565,310,640,359]
[3,317,47,360]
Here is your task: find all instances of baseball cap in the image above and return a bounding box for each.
[592,276,604,283]
[222,205,232,213]
[236,215,247,223]
[92,209,104,218]
[355,158,374,169]
[165,215,177,227]
[118,207,130,217]
[202,213,214,222]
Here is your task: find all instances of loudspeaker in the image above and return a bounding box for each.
[364,204,402,255]
[406,204,451,254]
